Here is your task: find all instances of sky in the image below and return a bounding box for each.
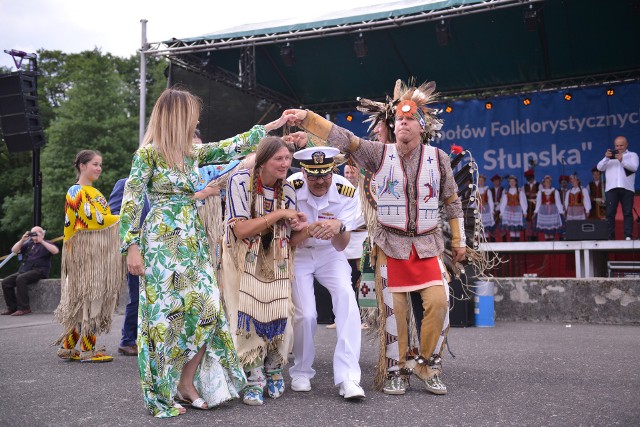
[0,0,392,70]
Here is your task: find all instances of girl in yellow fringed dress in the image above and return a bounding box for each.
[55,150,126,362]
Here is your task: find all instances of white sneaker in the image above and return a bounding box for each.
[290,376,311,392]
[339,380,365,400]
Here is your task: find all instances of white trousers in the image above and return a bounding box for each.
[290,245,362,385]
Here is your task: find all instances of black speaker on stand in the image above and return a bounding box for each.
[0,50,46,226]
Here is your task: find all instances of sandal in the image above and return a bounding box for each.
[173,402,186,415]
[80,347,114,363]
[176,389,208,409]
[57,348,80,361]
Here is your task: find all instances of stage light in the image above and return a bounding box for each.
[564,92,572,101]
[445,105,453,113]
[523,98,531,106]
[353,34,368,58]
[280,43,295,67]
[607,87,615,96]
[436,20,451,47]
[346,114,353,122]
[485,102,493,110]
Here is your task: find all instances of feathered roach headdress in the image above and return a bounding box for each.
[356,95,396,142]
[393,79,444,143]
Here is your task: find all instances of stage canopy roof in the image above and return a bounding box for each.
[147,0,640,112]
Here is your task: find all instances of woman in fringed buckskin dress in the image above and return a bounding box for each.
[55,150,125,363]
[222,136,308,406]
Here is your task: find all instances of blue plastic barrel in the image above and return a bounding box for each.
[474,281,495,327]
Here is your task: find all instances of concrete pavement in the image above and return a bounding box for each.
[0,315,638,426]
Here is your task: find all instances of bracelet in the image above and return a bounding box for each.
[263,216,270,228]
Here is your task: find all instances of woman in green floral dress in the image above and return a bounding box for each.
[119,88,292,418]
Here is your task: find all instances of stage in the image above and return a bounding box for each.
[480,240,639,278]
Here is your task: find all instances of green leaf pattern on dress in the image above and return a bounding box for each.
[119,125,265,418]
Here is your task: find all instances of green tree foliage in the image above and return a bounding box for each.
[0,49,168,276]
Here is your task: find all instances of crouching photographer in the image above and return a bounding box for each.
[2,227,59,316]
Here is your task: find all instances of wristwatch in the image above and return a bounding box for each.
[338,222,346,234]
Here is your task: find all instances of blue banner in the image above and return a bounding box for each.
[336,82,640,188]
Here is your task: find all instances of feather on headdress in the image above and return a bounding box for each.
[356,95,396,139]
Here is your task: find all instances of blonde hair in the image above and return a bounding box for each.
[143,88,202,171]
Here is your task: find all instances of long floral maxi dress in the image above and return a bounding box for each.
[119,126,266,418]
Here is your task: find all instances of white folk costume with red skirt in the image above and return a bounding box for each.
[565,186,591,221]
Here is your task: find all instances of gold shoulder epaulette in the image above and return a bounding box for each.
[293,179,304,190]
[335,182,356,198]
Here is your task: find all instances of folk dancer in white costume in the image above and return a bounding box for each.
[564,174,591,221]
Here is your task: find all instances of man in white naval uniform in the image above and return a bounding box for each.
[287,146,365,400]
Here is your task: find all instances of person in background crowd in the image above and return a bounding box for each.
[342,163,369,329]
[2,227,58,316]
[534,175,564,241]
[108,178,150,356]
[499,176,527,242]
[564,174,591,221]
[558,175,571,204]
[477,174,495,241]
[597,136,639,240]
[588,168,606,220]
[522,169,539,241]
[55,150,124,363]
[490,174,505,241]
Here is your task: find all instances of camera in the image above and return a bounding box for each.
[611,149,619,155]
[28,232,38,237]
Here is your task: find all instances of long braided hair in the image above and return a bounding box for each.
[249,136,290,219]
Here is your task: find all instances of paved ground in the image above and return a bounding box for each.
[1,315,638,427]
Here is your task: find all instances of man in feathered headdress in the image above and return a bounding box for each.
[283,79,466,396]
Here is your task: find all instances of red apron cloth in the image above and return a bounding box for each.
[386,245,442,292]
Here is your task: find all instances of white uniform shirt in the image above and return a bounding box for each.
[597,149,639,192]
[288,172,358,249]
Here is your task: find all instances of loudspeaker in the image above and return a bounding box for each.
[0,71,45,152]
[2,131,46,153]
[0,72,37,97]
[565,219,608,240]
